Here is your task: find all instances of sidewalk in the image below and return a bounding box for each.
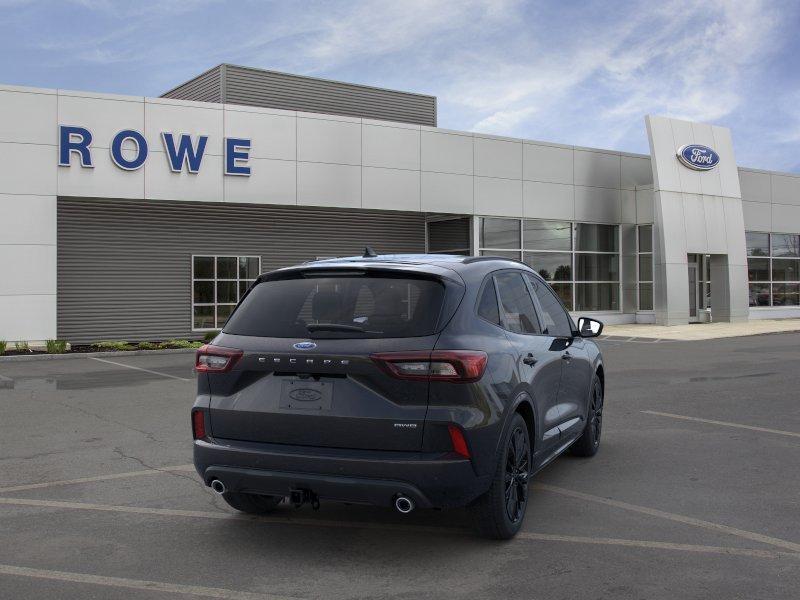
[601,319,800,341]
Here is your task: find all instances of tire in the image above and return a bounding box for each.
[220,491,283,514]
[570,374,603,457]
[471,413,531,540]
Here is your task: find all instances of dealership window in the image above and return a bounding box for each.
[746,232,800,307]
[192,255,261,330]
[637,225,653,310]
[478,218,620,311]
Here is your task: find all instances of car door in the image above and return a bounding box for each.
[493,271,564,454]
[526,274,594,441]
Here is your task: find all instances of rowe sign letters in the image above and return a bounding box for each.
[58,125,252,176]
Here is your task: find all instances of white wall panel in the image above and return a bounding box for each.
[144,99,223,156]
[522,181,573,220]
[363,124,420,170]
[738,170,771,203]
[741,200,771,231]
[771,203,800,233]
[58,147,144,199]
[0,195,55,244]
[645,115,681,193]
[574,150,620,189]
[0,143,57,196]
[297,162,360,208]
[692,122,723,197]
[421,131,472,175]
[421,172,472,213]
[620,156,652,189]
[224,158,296,205]
[362,167,420,212]
[523,143,572,184]
[0,244,56,294]
[224,108,296,161]
[621,189,636,223]
[0,294,56,340]
[636,188,654,223]
[574,186,620,223]
[712,125,741,199]
[682,194,707,253]
[297,117,361,166]
[58,95,144,149]
[145,154,223,202]
[771,174,800,206]
[474,177,522,217]
[0,90,57,145]
[474,136,521,179]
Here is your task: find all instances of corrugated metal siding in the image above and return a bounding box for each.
[427,218,471,253]
[57,198,426,343]
[161,65,222,103]
[224,66,435,126]
[160,64,436,126]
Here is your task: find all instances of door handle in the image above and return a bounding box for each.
[522,353,537,366]
[561,351,572,361]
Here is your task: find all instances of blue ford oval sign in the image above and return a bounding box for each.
[677,144,720,171]
[293,341,317,350]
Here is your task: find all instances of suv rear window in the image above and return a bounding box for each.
[223,275,445,338]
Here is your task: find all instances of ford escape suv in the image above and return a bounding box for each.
[191,253,605,539]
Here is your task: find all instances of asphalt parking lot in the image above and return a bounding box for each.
[1,333,799,599]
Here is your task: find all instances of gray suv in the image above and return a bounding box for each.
[192,254,604,539]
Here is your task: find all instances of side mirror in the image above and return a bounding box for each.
[576,317,603,338]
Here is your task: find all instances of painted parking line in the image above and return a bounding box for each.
[0,564,302,600]
[0,464,195,494]
[89,356,192,381]
[642,410,800,439]
[535,483,800,553]
[1,496,798,561]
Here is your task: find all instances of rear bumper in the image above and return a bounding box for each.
[194,438,488,509]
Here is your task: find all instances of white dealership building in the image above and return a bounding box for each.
[0,64,798,343]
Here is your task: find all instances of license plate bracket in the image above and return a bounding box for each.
[279,380,333,410]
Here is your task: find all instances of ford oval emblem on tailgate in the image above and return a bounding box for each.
[288,388,323,402]
[293,341,317,350]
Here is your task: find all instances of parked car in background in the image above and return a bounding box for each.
[192,253,605,539]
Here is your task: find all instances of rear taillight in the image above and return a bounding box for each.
[448,424,470,458]
[370,350,488,383]
[191,409,207,440]
[195,344,243,373]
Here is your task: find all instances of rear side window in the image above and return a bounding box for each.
[477,278,500,326]
[494,272,541,335]
[527,274,574,337]
[224,276,445,338]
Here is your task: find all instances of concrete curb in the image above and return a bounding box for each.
[0,348,198,363]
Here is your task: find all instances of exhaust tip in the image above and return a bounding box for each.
[210,479,226,495]
[394,495,414,514]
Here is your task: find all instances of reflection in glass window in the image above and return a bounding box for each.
[746,232,769,257]
[523,220,571,251]
[746,231,800,307]
[477,218,621,312]
[637,225,653,310]
[523,252,571,281]
[771,233,800,257]
[192,255,261,330]
[481,218,520,249]
[494,272,541,334]
[575,224,618,252]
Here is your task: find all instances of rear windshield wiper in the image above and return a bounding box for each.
[305,323,371,333]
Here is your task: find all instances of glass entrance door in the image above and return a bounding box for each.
[688,255,700,323]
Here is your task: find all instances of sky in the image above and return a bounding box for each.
[2,0,799,172]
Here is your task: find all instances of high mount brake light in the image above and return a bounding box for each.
[370,350,488,383]
[195,344,243,373]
